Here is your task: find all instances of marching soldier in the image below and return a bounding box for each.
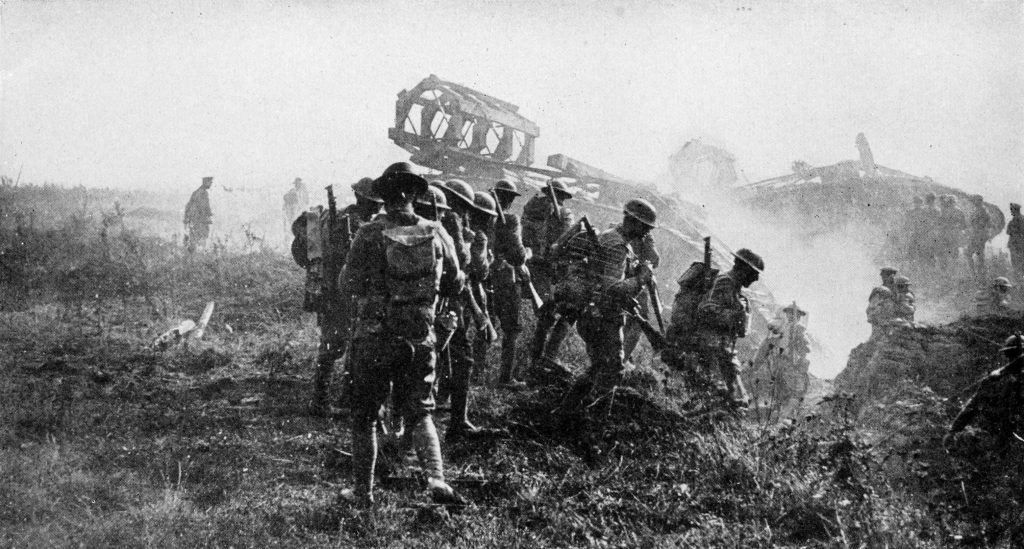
[468,191,497,382]
[566,199,659,405]
[306,177,383,416]
[282,177,310,236]
[523,179,576,368]
[340,162,465,506]
[694,248,765,407]
[183,176,214,252]
[437,179,497,440]
[622,230,661,365]
[487,181,530,387]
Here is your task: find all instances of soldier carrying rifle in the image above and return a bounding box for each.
[290,177,383,416]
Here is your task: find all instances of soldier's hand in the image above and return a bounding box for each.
[636,261,654,286]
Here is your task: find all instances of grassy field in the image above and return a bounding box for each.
[1,182,1020,547]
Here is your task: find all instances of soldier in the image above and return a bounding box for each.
[282,177,310,236]
[468,191,497,382]
[974,277,1013,316]
[866,267,897,340]
[966,194,993,280]
[920,192,941,268]
[339,162,465,506]
[694,248,765,407]
[523,179,576,367]
[487,181,530,387]
[566,199,658,405]
[1007,203,1024,285]
[946,334,1024,445]
[745,303,811,413]
[891,275,916,323]
[413,185,449,221]
[937,195,966,272]
[307,177,383,416]
[622,229,661,366]
[183,176,214,252]
[437,179,497,440]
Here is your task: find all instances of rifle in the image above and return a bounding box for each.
[464,282,498,342]
[547,181,561,220]
[647,271,666,335]
[626,298,668,351]
[491,189,506,226]
[325,185,340,293]
[519,263,545,311]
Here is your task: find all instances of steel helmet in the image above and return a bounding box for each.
[416,185,451,210]
[372,162,427,198]
[442,179,477,209]
[472,191,498,216]
[547,178,574,199]
[623,198,657,228]
[993,276,1013,289]
[893,275,912,287]
[733,248,765,273]
[493,179,520,196]
[1000,333,1023,355]
[352,177,383,203]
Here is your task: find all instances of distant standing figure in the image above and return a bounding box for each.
[184,176,214,252]
[937,195,966,273]
[283,177,310,235]
[1007,203,1024,285]
[966,194,993,280]
[866,267,897,339]
[973,277,1013,316]
[891,275,916,324]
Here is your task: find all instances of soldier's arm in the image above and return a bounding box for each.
[468,231,491,282]
[697,276,743,330]
[602,237,646,301]
[342,225,385,298]
[437,226,466,299]
[496,214,528,267]
[637,232,661,269]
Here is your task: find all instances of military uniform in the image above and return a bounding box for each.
[341,162,465,505]
[489,196,529,384]
[966,197,992,279]
[974,278,1013,316]
[948,335,1024,443]
[694,271,752,404]
[1007,205,1024,284]
[622,232,661,363]
[183,178,213,251]
[866,286,895,340]
[309,201,380,413]
[937,197,966,271]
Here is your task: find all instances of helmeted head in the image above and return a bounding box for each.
[621,198,657,239]
[893,275,912,291]
[493,180,520,197]
[201,176,213,188]
[924,192,936,204]
[971,194,984,204]
[415,185,450,211]
[732,248,764,287]
[546,178,574,201]
[1000,333,1023,360]
[880,267,897,286]
[993,277,1013,291]
[352,177,383,204]
[442,179,477,213]
[373,162,427,204]
[1011,203,1021,213]
[782,303,807,319]
[472,191,498,217]
[293,177,303,187]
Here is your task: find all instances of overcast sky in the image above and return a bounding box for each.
[2,0,1021,203]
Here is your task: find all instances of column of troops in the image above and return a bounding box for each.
[286,162,769,506]
[902,192,1024,287]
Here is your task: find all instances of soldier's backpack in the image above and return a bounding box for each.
[381,220,443,338]
[665,260,718,344]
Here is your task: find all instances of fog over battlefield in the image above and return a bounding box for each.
[1,1,1022,378]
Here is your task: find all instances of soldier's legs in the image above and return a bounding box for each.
[578,311,625,395]
[390,336,446,483]
[311,302,352,414]
[471,325,491,383]
[448,320,477,435]
[622,319,641,363]
[546,315,575,360]
[530,301,558,363]
[494,280,523,384]
[347,335,393,503]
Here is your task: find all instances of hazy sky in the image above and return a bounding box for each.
[2,0,1022,203]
